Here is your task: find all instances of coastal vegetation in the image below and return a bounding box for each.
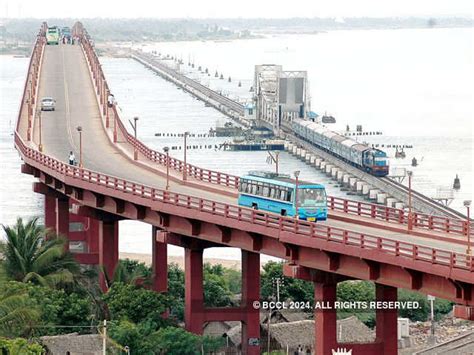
[0,217,455,353]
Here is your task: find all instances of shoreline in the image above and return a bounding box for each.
[119,252,245,270]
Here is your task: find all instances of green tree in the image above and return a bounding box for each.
[398,289,453,322]
[168,263,185,321]
[0,338,44,355]
[1,281,94,336]
[260,261,313,304]
[108,320,154,354]
[103,283,171,324]
[0,284,40,337]
[152,326,200,355]
[102,259,152,289]
[0,218,80,288]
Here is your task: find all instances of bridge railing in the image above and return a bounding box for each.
[327,196,473,237]
[78,27,472,237]
[78,32,239,189]
[16,25,47,141]
[14,130,474,273]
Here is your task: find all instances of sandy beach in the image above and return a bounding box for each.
[119,252,244,270]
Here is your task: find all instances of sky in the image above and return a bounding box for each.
[0,0,472,19]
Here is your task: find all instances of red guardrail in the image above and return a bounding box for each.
[327,196,473,237]
[14,130,474,273]
[79,29,473,238]
[79,31,239,189]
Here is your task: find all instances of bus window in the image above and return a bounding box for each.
[263,186,270,197]
[269,187,276,199]
[251,184,258,195]
[286,190,293,202]
[297,188,326,206]
[241,182,248,193]
[280,189,286,201]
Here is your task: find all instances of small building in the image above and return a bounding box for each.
[40,333,104,355]
[244,102,256,121]
[264,317,374,354]
[203,320,240,338]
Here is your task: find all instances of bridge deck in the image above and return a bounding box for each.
[23,44,468,257]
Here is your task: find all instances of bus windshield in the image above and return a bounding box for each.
[298,188,326,206]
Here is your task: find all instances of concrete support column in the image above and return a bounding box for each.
[241,250,260,355]
[375,284,398,354]
[185,247,204,334]
[44,194,56,233]
[56,197,69,250]
[314,282,338,355]
[152,227,168,293]
[99,220,119,291]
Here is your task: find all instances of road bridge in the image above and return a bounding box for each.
[14,23,473,355]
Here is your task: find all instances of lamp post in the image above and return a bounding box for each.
[464,200,471,256]
[37,109,43,152]
[113,101,118,143]
[164,146,170,190]
[76,126,83,168]
[183,131,189,181]
[407,170,413,231]
[129,116,139,160]
[294,170,300,219]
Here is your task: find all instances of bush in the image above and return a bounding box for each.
[103,283,171,324]
[1,281,93,336]
[0,337,44,354]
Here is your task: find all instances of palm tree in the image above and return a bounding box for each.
[0,266,40,337]
[0,217,80,288]
[101,260,151,289]
[0,288,40,337]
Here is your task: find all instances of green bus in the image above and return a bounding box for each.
[46,26,60,45]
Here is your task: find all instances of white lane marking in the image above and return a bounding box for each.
[62,45,77,151]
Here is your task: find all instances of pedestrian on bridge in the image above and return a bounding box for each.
[107,93,115,108]
[68,151,76,166]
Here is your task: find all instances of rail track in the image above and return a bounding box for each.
[131,49,467,220]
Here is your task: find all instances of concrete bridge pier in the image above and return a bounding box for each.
[184,247,260,355]
[152,227,168,293]
[286,265,398,355]
[98,219,119,291]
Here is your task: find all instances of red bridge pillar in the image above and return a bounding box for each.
[56,197,70,251]
[44,194,56,232]
[375,284,398,354]
[314,282,338,355]
[152,227,168,293]
[99,220,119,291]
[314,280,398,355]
[184,247,204,334]
[241,250,261,355]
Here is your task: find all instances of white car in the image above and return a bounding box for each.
[41,97,56,111]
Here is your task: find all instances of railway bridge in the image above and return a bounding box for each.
[14,22,474,355]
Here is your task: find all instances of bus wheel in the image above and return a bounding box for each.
[252,203,258,210]
[281,209,287,216]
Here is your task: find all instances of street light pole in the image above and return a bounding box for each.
[113,102,118,143]
[76,126,83,168]
[164,146,170,190]
[464,200,471,256]
[38,110,43,152]
[294,170,300,219]
[129,116,139,160]
[407,170,413,231]
[183,131,189,181]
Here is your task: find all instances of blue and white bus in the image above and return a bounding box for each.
[238,171,327,221]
